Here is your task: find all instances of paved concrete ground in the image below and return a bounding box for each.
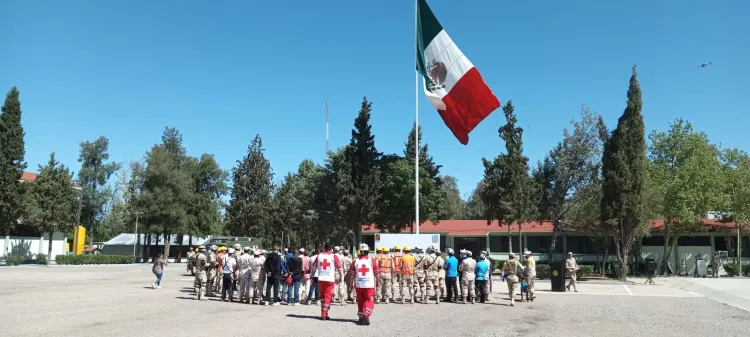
[2,264,750,337]
[657,276,750,313]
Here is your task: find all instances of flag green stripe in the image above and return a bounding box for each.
[416,0,443,82]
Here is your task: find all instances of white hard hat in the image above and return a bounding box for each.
[334,246,340,251]
[523,250,532,256]
[227,248,235,254]
[359,243,370,251]
[253,250,260,256]
[414,246,422,250]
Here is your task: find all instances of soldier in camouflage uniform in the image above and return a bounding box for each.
[193,247,208,300]
[423,247,440,304]
[503,252,524,306]
[436,249,446,301]
[412,246,427,302]
[206,245,218,297]
[458,250,476,304]
[377,248,394,303]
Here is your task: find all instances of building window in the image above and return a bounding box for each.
[567,236,599,254]
[677,236,711,246]
[363,235,375,250]
[489,235,521,253]
[716,236,750,258]
[642,235,665,246]
[526,236,562,254]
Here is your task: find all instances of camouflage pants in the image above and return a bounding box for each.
[206,269,217,296]
[335,281,347,304]
[239,273,251,302]
[195,271,207,300]
[506,274,519,301]
[460,278,475,300]
[401,276,415,301]
[425,277,440,303]
[438,273,446,298]
[391,273,402,300]
[526,274,536,295]
[379,273,392,301]
[567,271,577,291]
[251,278,265,303]
[414,273,426,299]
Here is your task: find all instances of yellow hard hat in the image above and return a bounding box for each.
[219,246,226,251]
[394,245,401,250]
[194,247,199,252]
[375,247,381,252]
[404,245,411,251]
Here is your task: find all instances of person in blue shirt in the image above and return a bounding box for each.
[444,249,459,302]
[475,254,489,303]
[281,248,293,303]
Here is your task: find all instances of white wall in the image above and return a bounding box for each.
[2,232,66,261]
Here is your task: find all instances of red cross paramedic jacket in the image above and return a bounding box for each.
[314,250,342,283]
[350,256,379,289]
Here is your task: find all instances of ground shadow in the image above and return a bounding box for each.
[286,314,357,324]
[178,287,195,293]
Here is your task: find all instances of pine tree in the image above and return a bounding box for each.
[0,87,26,236]
[481,100,535,255]
[77,136,120,246]
[600,66,648,280]
[226,134,275,241]
[344,97,381,245]
[26,153,76,264]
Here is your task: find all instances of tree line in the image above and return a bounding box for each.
[1,66,748,275]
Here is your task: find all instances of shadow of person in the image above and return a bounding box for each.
[286,314,357,324]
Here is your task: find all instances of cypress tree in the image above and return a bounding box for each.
[0,87,27,235]
[600,66,648,279]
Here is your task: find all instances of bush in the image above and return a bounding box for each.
[723,263,749,277]
[54,254,136,265]
[6,256,25,266]
[536,264,550,279]
[35,253,48,265]
[578,264,595,277]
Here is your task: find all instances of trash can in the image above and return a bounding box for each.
[550,260,565,292]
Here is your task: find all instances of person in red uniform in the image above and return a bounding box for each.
[347,243,379,325]
[312,242,343,320]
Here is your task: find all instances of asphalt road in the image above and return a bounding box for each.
[2,264,749,337]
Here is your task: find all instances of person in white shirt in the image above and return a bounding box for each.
[238,247,253,303]
[222,248,238,302]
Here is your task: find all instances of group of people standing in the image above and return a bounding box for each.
[183,242,569,324]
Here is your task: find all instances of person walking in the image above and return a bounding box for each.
[523,250,536,301]
[307,249,321,305]
[264,246,283,305]
[151,254,168,289]
[503,253,523,306]
[312,242,343,320]
[444,249,459,302]
[206,245,218,297]
[348,243,379,325]
[193,248,208,300]
[712,251,722,278]
[565,252,579,292]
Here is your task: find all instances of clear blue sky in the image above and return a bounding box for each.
[2,0,748,197]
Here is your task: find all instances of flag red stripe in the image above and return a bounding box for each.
[436,67,500,145]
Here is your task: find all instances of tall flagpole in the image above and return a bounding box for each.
[414,0,420,235]
[326,98,330,153]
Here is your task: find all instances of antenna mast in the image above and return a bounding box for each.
[326,99,330,153]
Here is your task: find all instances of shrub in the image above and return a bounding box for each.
[35,253,48,265]
[578,264,595,277]
[6,256,25,266]
[536,264,550,279]
[54,254,136,265]
[723,263,749,277]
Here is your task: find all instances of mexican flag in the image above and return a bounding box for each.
[416,0,500,145]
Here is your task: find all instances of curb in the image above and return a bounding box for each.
[667,278,750,313]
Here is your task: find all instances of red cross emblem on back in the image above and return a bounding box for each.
[321,259,331,270]
[358,263,370,277]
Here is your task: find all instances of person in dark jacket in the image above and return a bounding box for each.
[286,249,303,305]
[263,245,283,305]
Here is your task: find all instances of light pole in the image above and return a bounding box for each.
[133,212,139,256]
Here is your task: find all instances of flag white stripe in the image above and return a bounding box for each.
[422,29,474,109]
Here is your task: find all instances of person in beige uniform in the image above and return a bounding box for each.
[249,250,265,304]
[333,246,346,305]
[503,253,524,306]
[436,249,446,301]
[193,247,208,300]
[342,249,354,302]
[523,250,536,301]
[458,251,476,304]
[566,252,579,292]
[423,247,440,304]
[238,247,253,303]
[413,246,427,302]
[206,245,218,297]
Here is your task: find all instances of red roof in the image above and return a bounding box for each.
[362,219,748,236]
[20,171,81,189]
[20,172,38,182]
